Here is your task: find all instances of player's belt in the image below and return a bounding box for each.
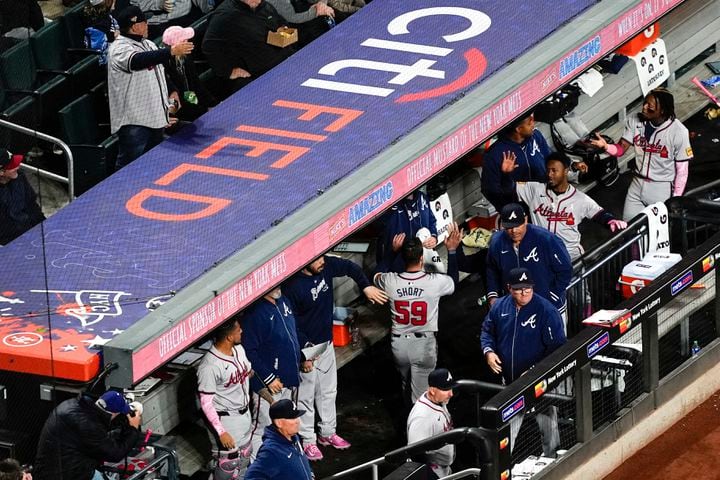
[391,332,436,339]
[217,406,249,416]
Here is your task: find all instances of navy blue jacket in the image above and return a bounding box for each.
[245,425,314,480]
[283,255,370,347]
[378,191,438,272]
[481,294,566,384]
[481,130,551,211]
[242,296,301,390]
[0,171,45,245]
[486,224,572,312]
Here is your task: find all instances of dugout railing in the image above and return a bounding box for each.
[478,229,720,479]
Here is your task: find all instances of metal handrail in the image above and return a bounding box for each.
[123,444,181,480]
[321,456,383,480]
[0,118,75,200]
[440,468,482,479]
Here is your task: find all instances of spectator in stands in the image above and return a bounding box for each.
[0,459,31,480]
[481,267,566,456]
[34,390,142,480]
[486,203,572,316]
[162,26,217,121]
[264,0,334,46]
[125,0,208,39]
[590,87,693,221]
[0,0,44,45]
[202,0,295,97]
[406,368,457,478]
[283,254,387,461]
[242,287,304,460]
[481,112,552,212]
[498,151,627,261]
[377,190,438,273]
[323,0,364,23]
[245,399,314,480]
[108,6,193,170]
[82,0,119,66]
[0,151,45,246]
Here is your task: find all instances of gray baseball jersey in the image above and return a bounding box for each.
[407,392,455,469]
[375,271,455,334]
[197,345,252,412]
[622,114,692,182]
[517,182,603,261]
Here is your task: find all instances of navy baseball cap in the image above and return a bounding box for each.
[500,203,526,229]
[116,6,147,30]
[97,390,132,415]
[509,267,534,289]
[428,368,457,391]
[269,399,305,420]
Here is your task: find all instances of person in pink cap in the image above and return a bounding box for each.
[0,150,45,245]
[162,25,217,122]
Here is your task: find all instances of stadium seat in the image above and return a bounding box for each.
[29,19,103,93]
[0,90,41,153]
[0,41,72,135]
[58,94,117,195]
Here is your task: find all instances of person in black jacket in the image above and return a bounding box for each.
[0,150,45,246]
[33,390,142,480]
[202,0,295,97]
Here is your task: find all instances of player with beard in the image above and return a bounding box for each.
[499,151,627,261]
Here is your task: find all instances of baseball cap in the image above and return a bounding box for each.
[269,399,305,420]
[162,26,194,46]
[0,150,22,171]
[428,368,457,391]
[509,267,534,289]
[116,6,147,30]
[500,203,526,229]
[96,390,132,415]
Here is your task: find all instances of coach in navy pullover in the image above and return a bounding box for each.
[481,114,551,211]
[242,292,302,392]
[486,204,572,313]
[481,268,566,384]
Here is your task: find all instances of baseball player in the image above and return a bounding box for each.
[374,236,458,403]
[406,368,457,478]
[486,203,572,315]
[242,287,303,462]
[283,254,388,461]
[377,190,438,273]
[499,151,628,261]
[481,112,552,211]
[197,317,254,479]
[590,88,693,221]
[481,267,566,455]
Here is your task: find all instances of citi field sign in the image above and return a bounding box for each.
[0,0,683,383]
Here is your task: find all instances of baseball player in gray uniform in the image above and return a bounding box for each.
[500,151,627,261]
[407,368,457,478]
[197,317,254,479]
[591,88,693,220]
[374,235,458,403]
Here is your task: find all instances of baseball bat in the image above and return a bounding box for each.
[692,76,720,107]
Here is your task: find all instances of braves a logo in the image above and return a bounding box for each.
[521,314,537,329]
[530,138,541,156]
[523,247,540,263]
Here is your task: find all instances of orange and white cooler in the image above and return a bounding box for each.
[618,252,681,298]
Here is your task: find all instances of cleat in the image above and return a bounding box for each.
[318,434,351,450]
[304,443,324,461]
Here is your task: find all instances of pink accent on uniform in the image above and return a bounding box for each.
[318,433,351,449]
[605,143,624,157]
[304,443,324,461]
[673,161,689,196]
[162,26,194,46]
[200,393,226,436]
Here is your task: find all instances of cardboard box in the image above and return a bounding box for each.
[267,27,298,48]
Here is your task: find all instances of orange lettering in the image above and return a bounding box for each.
[273,100,363,132]
[126,189,232,221]
[195,137,309,169]
[236,125,327,142]
[155,163,269,185]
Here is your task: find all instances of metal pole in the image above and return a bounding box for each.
[0,118,75,200]
[642,312,659,392]
[575,363,593,443]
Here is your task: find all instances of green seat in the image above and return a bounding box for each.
[58,94,117,195]
[0,89,40,153]
[0,40,71,135]
[30,18,103,93]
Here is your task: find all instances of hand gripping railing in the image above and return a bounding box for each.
[0,118,75,200]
